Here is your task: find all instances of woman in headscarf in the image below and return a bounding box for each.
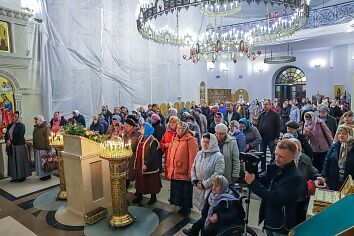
[132,122,162,205]
[303,111,333,172]
[238,118,262,152]
[183,175,245,236]
[50,112,67,133]
[228,120,246,153]
[167,121,199,216]
[106,115,123,140]
[160,115,179,179]
[191,133,225,210]
[5,111,31,182]
[321,125,354,190]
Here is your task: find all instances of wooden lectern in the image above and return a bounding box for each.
[62,135,111,220]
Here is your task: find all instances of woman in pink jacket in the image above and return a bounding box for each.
[303,111,333,172]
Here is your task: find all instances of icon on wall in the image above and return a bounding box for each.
[0,21,10,53]
[334,85,345,99]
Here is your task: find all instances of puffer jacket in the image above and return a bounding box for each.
[219,135,240,181]
[166,132,199,180]
[33,122,51,150]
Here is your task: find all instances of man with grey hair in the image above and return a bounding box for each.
[72,110,86,127]
[215,123,240,183]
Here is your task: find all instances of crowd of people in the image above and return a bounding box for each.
[5,96,354,236]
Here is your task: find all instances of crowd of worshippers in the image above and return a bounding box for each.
[5,97,354,236]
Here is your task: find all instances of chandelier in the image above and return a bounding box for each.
[264,44,296,64]
[136,0,310,62]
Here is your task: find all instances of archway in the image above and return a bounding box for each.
[274,66,306,103]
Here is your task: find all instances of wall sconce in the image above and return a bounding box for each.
[207,62,215,70]
[220,63,228,72]
[254,62,268,74]
[310,58,326,69]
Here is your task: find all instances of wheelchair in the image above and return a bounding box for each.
[216,152,262,236]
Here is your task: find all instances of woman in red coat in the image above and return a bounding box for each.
[160,116,179,179]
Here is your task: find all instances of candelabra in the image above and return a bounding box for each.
[99,138,134,228]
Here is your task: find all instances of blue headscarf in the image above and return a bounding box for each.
[143,122,154,138]
[239,118,250,130]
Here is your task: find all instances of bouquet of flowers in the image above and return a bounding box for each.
[63,124,107,143]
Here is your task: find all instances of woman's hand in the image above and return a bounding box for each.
[197,181,204,190]
[142,165,147,172]
[209,213,218,223]
[6,140,11,146]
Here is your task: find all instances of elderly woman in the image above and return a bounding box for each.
[321,125,354,190]
[167,122,199,216]
[238,118,262,152]
[214,124,240,184]
[339,111,354,127]
[151,113,165,142]
[50,112,67,133]
[106,115,123,139]
[228,120,246,153]
[5,111,31,182]
[303,111,333,172]
[160,116,179,179]
[33,115,52,181]
[89,115,104,134]
[132,122,162,205]
[191,133,225,210]
[183,175,245,236]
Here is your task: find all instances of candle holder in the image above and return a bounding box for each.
[49,132,66,200]
[99,139,134,229]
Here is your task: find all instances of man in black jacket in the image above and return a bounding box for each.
[286,121,314,158]
[223,102,241,125]
[245,140,307,236]
[258,100,280,172]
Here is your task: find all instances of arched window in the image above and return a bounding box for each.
[275,67,306,102]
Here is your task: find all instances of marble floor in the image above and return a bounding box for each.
[0,173,265,236]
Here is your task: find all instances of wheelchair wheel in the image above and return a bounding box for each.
[216,225,258,236]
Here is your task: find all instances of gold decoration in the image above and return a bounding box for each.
[99,138,134,228]
[84,207,108,225]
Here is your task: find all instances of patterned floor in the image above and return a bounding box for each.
[0,174,264,236]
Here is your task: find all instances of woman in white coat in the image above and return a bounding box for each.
[191,133,225,210]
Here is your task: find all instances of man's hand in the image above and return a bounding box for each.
[244,171,255,185]
[142,165,147,172]
[209,213,218,223]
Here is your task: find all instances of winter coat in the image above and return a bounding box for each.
[199,113,208,135]
[5,122,26,146]
[304,120,333,153]
[152,121,166,142]
[320,115,337,138]
[296,131,314,158]
[233,131,246,153]
[33,122,51,150]
[218,135,240,181]
[296,153,319,181]
[208,121,228,134]
[160,129,176,179]
[322,141,354,190]
[289,107,300,122]
[223,112,241,124]
[258,110,280,140]
[134,135,162,174]
[50,116,67,128]
[249,162,306,234]
[123,129,141,181]
[244,126,262,151]
[102,110,113,124]
[89,121,104,135]
[166,132,199,181]
[74,114,86,127]
[191,134,225,189]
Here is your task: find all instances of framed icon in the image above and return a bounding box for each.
[0,21,10,53]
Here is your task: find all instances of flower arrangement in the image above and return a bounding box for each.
[63,124,108,143]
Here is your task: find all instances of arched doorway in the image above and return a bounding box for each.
[274,66,306,103]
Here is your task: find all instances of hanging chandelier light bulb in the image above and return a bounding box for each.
[200,0,242,17]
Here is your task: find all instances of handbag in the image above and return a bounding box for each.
[41,150,58,172]
[193,186,206,211]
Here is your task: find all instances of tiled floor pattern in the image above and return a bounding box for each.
[1,176,264,236]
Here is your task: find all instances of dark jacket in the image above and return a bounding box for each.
[223,112,241,124]
[249,162,306,234]
[5,122,26,146]
[123,129,141,181]
[257,110,280,140]
[152,121,166,142]
[74,114,86,127]
[135,135,163,174]
[322,141,354,190]
[102,110,113,124]
[49,116,67,127]
[329,105,342,121]
[321,115,337,138]
[296,153,319,181]
[296,131,314,158]
[208,121,228,134]
[89,121,104,135]
[33,122,51,150]
[233,131,246,153]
